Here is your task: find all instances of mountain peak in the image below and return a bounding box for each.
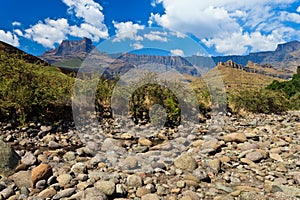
[40,38,95,64]
[43,38,94,56]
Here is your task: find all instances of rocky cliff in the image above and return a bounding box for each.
[39,37,95,64]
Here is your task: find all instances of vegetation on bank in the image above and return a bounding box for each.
[0,51,73,124]
[230,66,300,114]
[0,46,299,125]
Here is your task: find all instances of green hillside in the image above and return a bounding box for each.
[0,43,74,124]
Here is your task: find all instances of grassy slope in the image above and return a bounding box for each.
[0,42,74,123]
[192,65,283,92]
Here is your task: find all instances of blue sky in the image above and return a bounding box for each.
[0,0,299,56]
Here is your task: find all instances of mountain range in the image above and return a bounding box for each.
[39,38,300,79]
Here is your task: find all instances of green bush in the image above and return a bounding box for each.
[0,52,73,124]
[230,89,289,114]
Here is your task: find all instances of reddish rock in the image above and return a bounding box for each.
[31,164,53,188]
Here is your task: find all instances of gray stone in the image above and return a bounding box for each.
[53,188,76,200]
[121,156,139,170]
[201,140,221,154]
[0,140,21,176]
[71,162,87,174]
[127,175,143,187]
[21,152,36,166]
[63,151,76,161]
[271,183,300,198]
[12,171,31,188]
[193,168,210,182]
[82,187,108,200]
[35,180,46,190]
[0,187,14,199]
[245,151,264,162]
[48,141,62,149]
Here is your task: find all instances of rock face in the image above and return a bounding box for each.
[40,37,95,64]
[0,140,20,176]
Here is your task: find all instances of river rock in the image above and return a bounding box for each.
[0,140,21,176]
[174,154,198,171]
[31,164,53,188]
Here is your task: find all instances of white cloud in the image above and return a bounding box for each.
[151,0,163,7]
[131,43,144,50]
[297,6,300,12]
[0,30,19,46]
[280,11,300,23]
[149,0,299,54]
[70,23,108,41]
[170,31,186,38]
[203,30,285,55]
[12,21,21,26]
[14,29,23,37]
[24,18,69,48]
[144,31,168,42]
[113,21,144,42]
[170,49,184,56]
[23,0,108,48]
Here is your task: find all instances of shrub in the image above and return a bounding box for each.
[230,89,289,114]
[0,52,73,124]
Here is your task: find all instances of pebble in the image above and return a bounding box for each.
[224,132,247,143]
[71,162,87,174]
[82,187,108,200]
[1,112,300,199]
[269,153,283,161]
[141,193,160,200]
[245,151,264,162]
[136,187,150,197]
[53,188,76,199]
[94,180,116,196]
[174,154,198,171]
[57,174,73,187]
[127,175,143,187]
[12,171,32,188]
[21,152,37,166]
[37,188,56,199]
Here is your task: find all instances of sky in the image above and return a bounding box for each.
[0,0,299,56]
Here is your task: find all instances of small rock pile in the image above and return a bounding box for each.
[0,111,299,199]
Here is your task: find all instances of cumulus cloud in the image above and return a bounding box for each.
[14,29,23,37]
[113,21,144,42]
[12,21,21,26]
[203,30,284,55]
[170,49,184,56]
[24,0,108,48]
[144,31,168,42]
[62,0,106,29]
[149,0,299,54]
[0,30,19,46]
[297,6,300,12]
[280,11,300,23]
[70,23,108,41]
[25,18,70,48]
